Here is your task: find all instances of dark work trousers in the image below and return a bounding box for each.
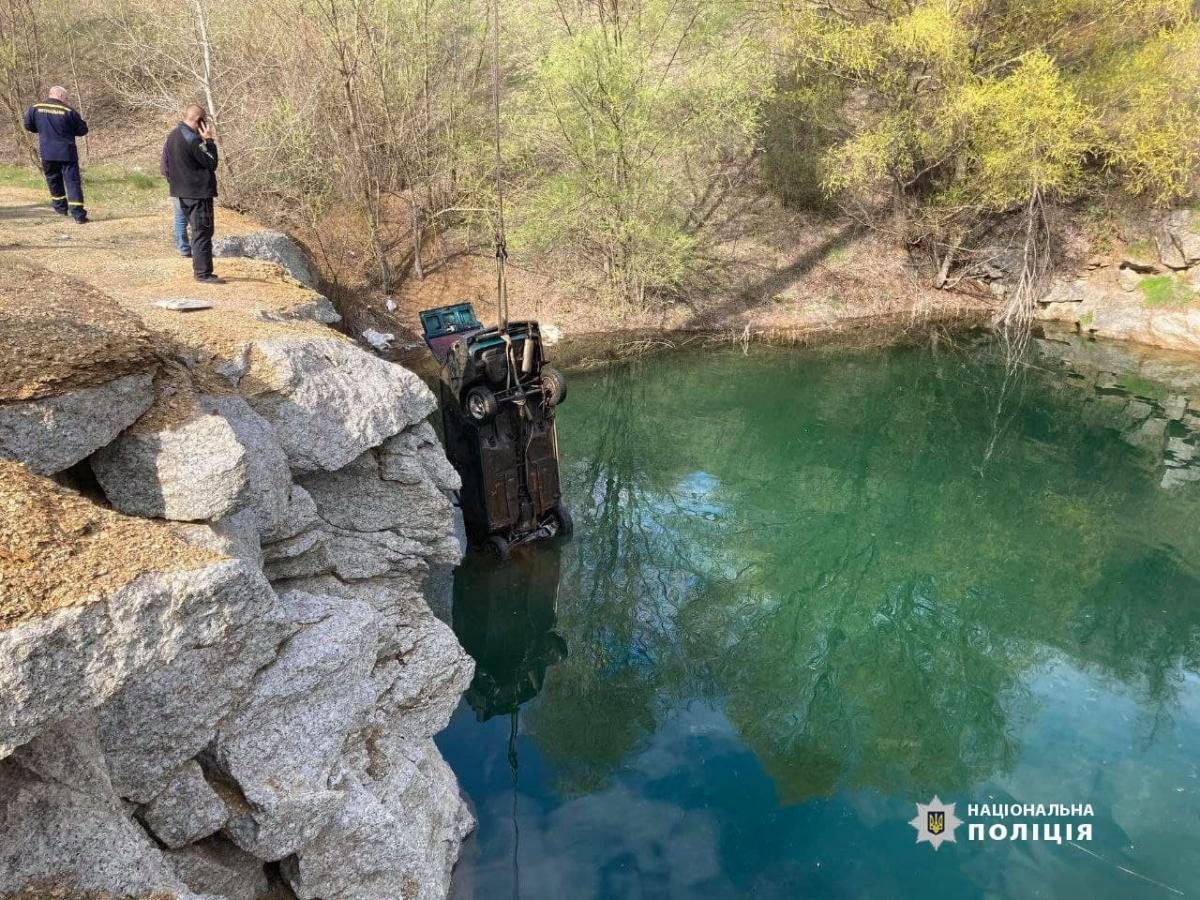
[42,159,86,221]
[179,197,215,278]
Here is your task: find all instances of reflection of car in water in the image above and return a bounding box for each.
[452,545,568,897]
[452,544,567,722]
[420,302,572,561]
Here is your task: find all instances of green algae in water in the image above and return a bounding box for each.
[438,336,1200,899]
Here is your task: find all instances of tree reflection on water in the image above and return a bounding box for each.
[463,338,1200,804]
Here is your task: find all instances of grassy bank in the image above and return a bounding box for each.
[0,164,164,218]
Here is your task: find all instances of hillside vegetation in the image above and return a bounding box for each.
[3,0,1200,318]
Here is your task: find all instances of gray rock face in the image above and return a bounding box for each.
[9,715,113,799]
[265,483,321,543]
[214,229,319,288]
[1117,266,1143,293]
[1038,285,1200,355]
[278,577,475,900]
[0,559,273,760]
[281,589,474,900]
[373,606,474,740]
[323,528,428,581]
[193,506,265,566]
[282,575,465,668]
[0,371,154,475]
[1041,280,1086,304]
[277,444,461,587]
[1159,210,1200,269]
[284,737,474,900]
[1178,232,1200,268]
[1158,233,1188,270]
[242,337,437,473]
[167,836,269,900]
[94,563,289,803]
[92,405,250,521]
[0,717,201,899]
[138,761,228,848]
[213,591,387,861]
[91,393,290,528]
[256,294,341,325]
[301,450,456,538]
[263,535,334,582]
[215,346,252,388]
[263,526,321,561]
[381,421,462,491]
[258,483,324,576]
[206,395,292,536]
[4,330,473,898]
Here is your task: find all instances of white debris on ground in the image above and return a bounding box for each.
[362,328,396,353]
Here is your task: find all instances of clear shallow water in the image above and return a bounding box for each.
[437,334,1200,899]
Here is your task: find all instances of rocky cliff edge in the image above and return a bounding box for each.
[0,193,474,900]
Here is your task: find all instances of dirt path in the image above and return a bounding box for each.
[0,185,337,399]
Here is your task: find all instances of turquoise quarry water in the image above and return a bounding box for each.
[437,333,1200,899]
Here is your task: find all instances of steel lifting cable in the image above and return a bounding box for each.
[492,0,530,421]
[491,0,509,332]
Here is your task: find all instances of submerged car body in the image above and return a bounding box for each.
[420,302,571,559]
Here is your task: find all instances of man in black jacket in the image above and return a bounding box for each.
[23,86,89,223]
[164,104,222,283]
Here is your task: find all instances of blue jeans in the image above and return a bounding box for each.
[171,197,191,254]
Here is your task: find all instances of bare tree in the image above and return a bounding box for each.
[0,0,46,163]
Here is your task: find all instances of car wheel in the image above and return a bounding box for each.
[465,385,499,422]
[541,367,567,406]
[484,534,511,562]
[550,502,574,538]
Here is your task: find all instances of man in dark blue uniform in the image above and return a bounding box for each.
[22,86,89,224]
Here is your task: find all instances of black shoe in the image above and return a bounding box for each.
[180,251,192,258]
[54,208,68,216]
[74,216,89,225]
[194,274,225,284]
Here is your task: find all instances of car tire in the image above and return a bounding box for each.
[550,502,574,538]
[541,367,567,407]
[484,534,511,562]
[465,385,499,422]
